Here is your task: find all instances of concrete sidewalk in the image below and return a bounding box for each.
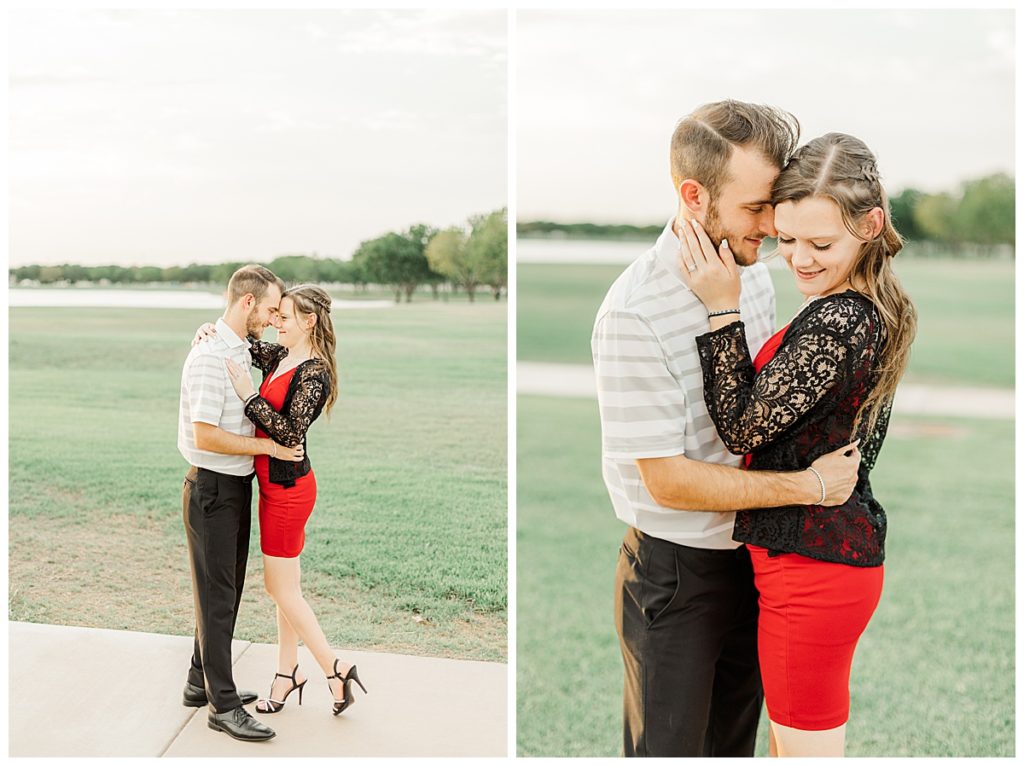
[9,621,507,757]
[517,361,1015,419]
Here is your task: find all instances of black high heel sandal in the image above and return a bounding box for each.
[255,664,307,714]
[327,659,368,716]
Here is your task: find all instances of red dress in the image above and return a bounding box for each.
[747,324,884,731]
[253,367,317,558]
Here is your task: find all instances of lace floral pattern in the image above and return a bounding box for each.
[695,292,889,566]
[244,338,331,488]
[248,338,289,373]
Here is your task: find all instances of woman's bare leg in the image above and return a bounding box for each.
[263,554,352,703]
[768,720,779,757]
[770,719,846,757]
[275,604,302,674]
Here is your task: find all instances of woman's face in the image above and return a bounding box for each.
[774,196,868,298]
[272,296,311,349]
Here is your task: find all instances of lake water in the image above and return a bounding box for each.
[518,237,788,268]
[517,238,647,264]
[8,289,394,310]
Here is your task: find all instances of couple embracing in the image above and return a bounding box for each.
[593,100,917,757]
[178,265,366,742]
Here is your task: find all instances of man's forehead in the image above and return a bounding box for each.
[724,144,779,201]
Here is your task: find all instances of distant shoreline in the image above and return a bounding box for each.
[517,232,656,243]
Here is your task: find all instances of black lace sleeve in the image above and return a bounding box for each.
[244,362,329,447]
[246,337,289,372]
[695,297,873,455]
[859,397,891,473]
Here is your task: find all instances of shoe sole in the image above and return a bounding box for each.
[207,721,276,741]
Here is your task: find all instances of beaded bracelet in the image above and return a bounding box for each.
[807,466,827,505]
[707,308,741,318]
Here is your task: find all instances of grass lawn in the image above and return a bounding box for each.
[9,301,507,661]
[518,257,1014,389]
[515,395,1013,756]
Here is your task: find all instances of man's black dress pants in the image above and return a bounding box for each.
[615,526,763,757]
[182,465,253,713]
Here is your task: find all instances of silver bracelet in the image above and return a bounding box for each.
[708,308,741,318]
[807,466,826,505]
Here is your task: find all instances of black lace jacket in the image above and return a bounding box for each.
[695,291,890,567]
[244,338,331,488]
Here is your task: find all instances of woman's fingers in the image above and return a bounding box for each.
[224,358,243,383]
[719,238,736,275]
[691,219,733,273]
[680,217,709,267]
[677,224,700,277]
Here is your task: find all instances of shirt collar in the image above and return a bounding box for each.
[654,217,692,291]
[215,317,249,349]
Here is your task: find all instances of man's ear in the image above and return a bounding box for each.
[678,178,707,217]
[862,207,884,239]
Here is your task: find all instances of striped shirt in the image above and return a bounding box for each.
[592,219,776,548]
[178,318,256,476]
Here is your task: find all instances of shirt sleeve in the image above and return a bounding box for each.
[592,310,687,460]
[186,352,227,426]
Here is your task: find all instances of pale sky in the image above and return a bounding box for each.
[9,9,507,267]
[518,9,1014,224]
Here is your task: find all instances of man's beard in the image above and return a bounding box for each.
[245,307,264,339]
[704,201,757,267]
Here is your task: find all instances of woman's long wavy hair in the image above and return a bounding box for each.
[283,284,338,416]
[771,133,917,436]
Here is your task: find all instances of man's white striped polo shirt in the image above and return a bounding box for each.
[592,219,776,549]
[178,318,256,476]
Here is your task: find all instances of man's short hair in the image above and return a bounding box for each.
[670,100,800,199]
[227,264,285,306]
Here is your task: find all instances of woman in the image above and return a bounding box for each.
[194,284,367,716]
[678,133,917,757]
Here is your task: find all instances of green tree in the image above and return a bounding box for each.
[38,266,64,283]
[888,188,924,243]
[135,266,163,283]
[10,265,41,282]
[62,264,89,283]
[211,261,245,285]
[467,208,508,300]
[353,225,437,302]
[953,173,1015,247]
[913,192,959,245]
[181,263,213,283]
[315,258,348,284]
[339,258,369,291]
[425,227,484,301]
[267,254,319,284]
[163,266,185,283]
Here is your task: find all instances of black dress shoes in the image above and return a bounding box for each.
[207,706,276,741]
[183,681,258,708]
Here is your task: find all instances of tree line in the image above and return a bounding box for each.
[517,174,1014,254]
[10,209,508,303]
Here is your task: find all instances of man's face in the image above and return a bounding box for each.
[244,285,282,339]
[700,144,780,267]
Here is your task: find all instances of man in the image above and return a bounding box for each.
[592,101,861,757]
[178,264,301,742]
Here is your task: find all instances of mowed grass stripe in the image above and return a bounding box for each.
[10,303,507,660]
[518,257,1014,389]
[516,395,1013,756]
